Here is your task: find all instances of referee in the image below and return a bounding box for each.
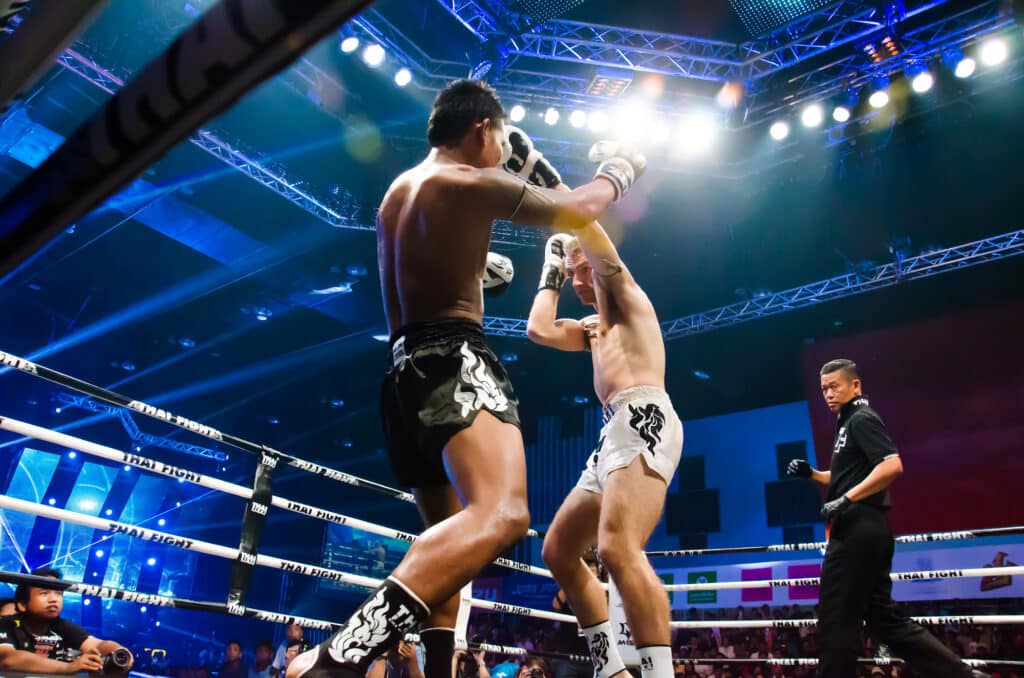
[787,359,984,678]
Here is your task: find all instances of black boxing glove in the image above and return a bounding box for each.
[786,458,813,479]
[503,125,562,188]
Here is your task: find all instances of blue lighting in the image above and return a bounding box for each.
[140,606,148,613]
[38,544,45,550]
[54,408,61,414]
[158,518,166,526]
[83,599,91,606]
[105,509,113,516]
[125,464,133,470]
[573,395,590,405]
[78,498,98,512]
[47,497,56,505]
[96,549,105,558]
[68,451,76,459]
[329,399,345,409]
[693,370,711,381]
[146,557,157,566]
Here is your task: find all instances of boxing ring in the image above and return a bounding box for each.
[0,0,1022,673]
[2,349,1024,672]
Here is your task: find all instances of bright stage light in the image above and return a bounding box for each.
[955,57,976,78]
[833,106,851,123]
[911,72,934,93]
[362,44,385,67]
[649,120,671,143]
[569,110,587,128]
[544,107,560,126]
[587,111,610,133]
[980,38,1008,66]
[393,68,412,87]
[801,103,824,128]
[868,90,889,109]
[509,105,526,122]
[676,115,716,154]
[769,121,790,141]
[340,37,360,54]
[614,105,650,140]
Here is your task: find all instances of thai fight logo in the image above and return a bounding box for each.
[833,426,848,456]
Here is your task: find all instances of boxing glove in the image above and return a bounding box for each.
[483,252,514,297]
[589,140,647,200]
[538,233,574,292]
[786,458,813,479]
[504,125,562,188]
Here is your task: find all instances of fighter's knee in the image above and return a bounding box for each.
[597,539,638,575]
[541,537,572,570]
[486,500,530,547]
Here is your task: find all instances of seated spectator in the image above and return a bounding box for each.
[220,640,247,678]
[273,625,308,676]
[283,640,304,674]
[516,657,550,678]
[0,568,133,675]
[251,640,275,678]
[0,598,16,617]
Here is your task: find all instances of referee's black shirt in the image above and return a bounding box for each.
[826,396,899,509]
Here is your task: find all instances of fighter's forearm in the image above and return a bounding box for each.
[811,469,831,486]
[526,289,560,343]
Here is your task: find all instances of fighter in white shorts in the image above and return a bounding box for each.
[517,128,681,678]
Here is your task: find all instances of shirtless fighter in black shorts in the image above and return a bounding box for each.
[289,79,646,678]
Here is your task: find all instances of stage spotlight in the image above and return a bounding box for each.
[615,104,651,140]
[569,110,587,128]
[833,106,851,123]
[47,498,56,506]
[649,120,671,143]
[911,71,934,93]
[362,44,385,68]
[158,518,166,526]
[801,103,824,127]
[544,107,560,126]
[676,115,716,154]
[340,36,359,54]
[869,90,889,108]
[393,68,412,87]
[980,38,1008,66]
[769,120,790,140]
[955,57,976,78]
[68,451,76,459]
[588,110,610,133]
[509,104,526,122]
[96,549,105,558]
[146,557,157,566]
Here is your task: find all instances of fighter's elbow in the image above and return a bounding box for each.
[526,322,550,345]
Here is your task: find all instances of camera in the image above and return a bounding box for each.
[102,648,134,673]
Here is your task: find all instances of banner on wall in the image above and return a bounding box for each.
[665,543,1023,608]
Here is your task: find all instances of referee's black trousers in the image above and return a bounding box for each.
[816,504,972,677]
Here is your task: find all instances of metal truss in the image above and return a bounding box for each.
[658,228,1024,340]
[434,0,955,83]
[57,48,372,232]
[53,394,227,462]
[754,0,1012,117]
[510,21,745,82]
[481,315,529,337]
[478,229,1024,341]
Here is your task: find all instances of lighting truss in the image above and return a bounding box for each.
[754,0,1012,117]
[510,21,745,82]
[57,48,371,232]
[479,229,1024,341]
[53,394,227,461]
[658,228,1024,340]
[434,0,954,83]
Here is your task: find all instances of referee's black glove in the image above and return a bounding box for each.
[786,458,813,479]
[821,495,852,520]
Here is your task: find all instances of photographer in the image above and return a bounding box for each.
[368,640,424,678]
[0,568,133,674]
[516,657,550,678]
[453,637,489,678]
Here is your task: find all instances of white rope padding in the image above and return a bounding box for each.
[0,415,552,578]
[669,615,1024,629]
[664,566,1024,591]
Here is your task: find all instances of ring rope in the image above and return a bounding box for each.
[4,491,1020,628]
[0,495,561,621]
[668,615,1024,629]
[664,565,1024,591]
[646,524,1024,558]
[670,657,1024,668]
[0,350,543,538]
[1,570,1018,670]
[0,416,552,578]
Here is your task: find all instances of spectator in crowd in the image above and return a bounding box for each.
[0,568,133,675]
[0,598,16,617]
[220,640,247,678]
[273,625,307,676]
[368,640,424,678]
[453,642,489,678]
[516,657,551,678]
[251,640,275,678]
[284,641,305,673]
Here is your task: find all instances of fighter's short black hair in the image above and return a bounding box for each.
[427,79,506,148]
[0,597,16,612]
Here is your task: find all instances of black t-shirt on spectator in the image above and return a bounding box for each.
[0,613,90,660]
[826,396,899,509]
